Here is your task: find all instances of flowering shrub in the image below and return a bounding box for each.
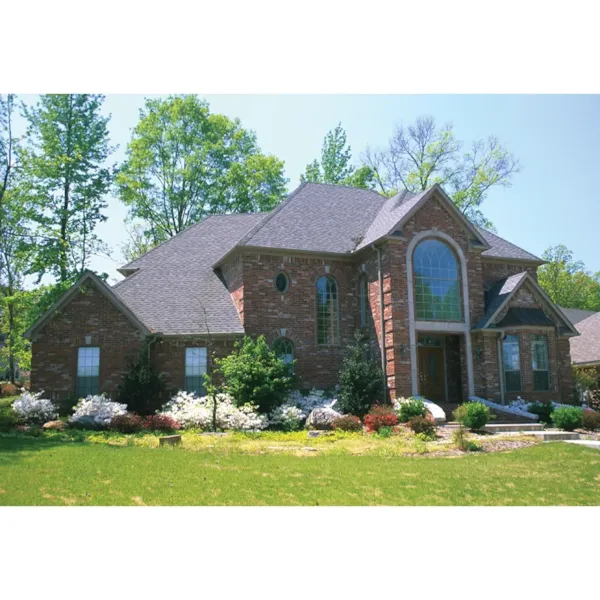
[454,402,490,431]
[109,413,144,433]
[161,391,268,431]
[12,390,58,424]
[143,414,180,432]
[552,406,583,431]
[269,403,306,431]
[285,389,338,414]
[394,397,427,423]
[363,405,399,432]
[331,415,363,432]
[407,414,436,437]
[70,395,128,428]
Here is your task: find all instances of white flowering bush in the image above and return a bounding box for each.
[70,394,128,428]
[269,403,307,431]
[161,391,268,431]
[13,390,58,424]
[285,389,338,413]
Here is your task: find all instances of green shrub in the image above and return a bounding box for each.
[376,426,394,438]
[453,402,490,431]
[407,414,436,437]
[337,331,383,417]
[117,341,167,415]
[552,406,583,431]
[397,398,427,422]
[331,415,363,432]
[527,401,554,424]
[215,336,293,414]
[582,409,600,432]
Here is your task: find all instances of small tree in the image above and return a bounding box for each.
[337,330,384,417]
[117,340,167,415]
[214,335,293,414]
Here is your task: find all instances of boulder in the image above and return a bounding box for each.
[43,420,67,431]
[70,415,103,430]
[306,407,342,430]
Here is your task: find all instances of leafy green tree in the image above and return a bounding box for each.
[363,116,520,227]
[337,330,384,417]
[120,219,157,263]
[538,244,600,311]
[214,335,293,414]
[21,94,114,283]
[301,123,374,189]
[116,95,288,248]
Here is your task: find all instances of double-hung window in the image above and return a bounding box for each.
[531,335,550,391]
[502,335,521,392]
[185,348,207,395]
[77,347,100,397]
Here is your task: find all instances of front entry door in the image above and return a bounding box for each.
[418,345,445,403]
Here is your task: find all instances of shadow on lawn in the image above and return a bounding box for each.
[0,434,87,467]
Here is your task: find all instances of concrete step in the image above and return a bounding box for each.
[527,431,581,441]
[565,440,600,449]
[484,423,545,433]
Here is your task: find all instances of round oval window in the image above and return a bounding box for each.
[275,272,289,293]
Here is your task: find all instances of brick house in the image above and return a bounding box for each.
[25,182,579,407]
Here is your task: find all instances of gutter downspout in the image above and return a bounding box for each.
[372,244,388,402]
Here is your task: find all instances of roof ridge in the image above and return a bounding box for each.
[301,180,386,197]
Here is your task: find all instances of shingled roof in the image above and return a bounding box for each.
[113,213,265,335]
[570,311,600,365]
[107,183,551,335]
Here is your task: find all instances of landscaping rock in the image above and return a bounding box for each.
[159,434,182,446]
[43,420,67,431]
[306,407,342,430]
[307,430,334,438]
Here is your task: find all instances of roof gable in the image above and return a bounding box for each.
[473,271,578,336]
[357,184,489,251]
[24,271,151,339]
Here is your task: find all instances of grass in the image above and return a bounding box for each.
[1,435,599,505]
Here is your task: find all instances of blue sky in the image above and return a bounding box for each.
[16,94,600,283]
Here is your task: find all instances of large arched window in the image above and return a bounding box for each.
[413,239,462,321]
[273,337,295,373]
[316,275,339,344]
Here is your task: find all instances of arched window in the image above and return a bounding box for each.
[413,239,462,321]
[359,274,369,328]
[316,275,339,344]
[273,337,294,372]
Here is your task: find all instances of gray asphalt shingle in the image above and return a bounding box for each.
[110,183,549,335]
[570,311,600,365]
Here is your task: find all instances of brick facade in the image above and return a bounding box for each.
[30,190,576,405]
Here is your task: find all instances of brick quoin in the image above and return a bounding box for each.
[30,190,577,405]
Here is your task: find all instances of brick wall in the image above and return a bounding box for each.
[482,260,538,289]
[152,337,237,400]
[30,282,145,402]
[221,256,244,325]
[238,252,365,390]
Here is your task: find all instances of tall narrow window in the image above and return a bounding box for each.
[531,335,550,391]
[185,347,207,396]
[273,337,295,373]
[77,347,100,397]
[316,275,339,344]
[502,335,521,392]
[413,239,462,321]
[359,274,368,328]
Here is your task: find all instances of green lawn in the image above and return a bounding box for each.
[1,436,599,505]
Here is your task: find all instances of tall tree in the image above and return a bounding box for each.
[21,94,114,283]
[538,245,600,311]
[301,123,374,189]
[120,219,157,263]
[363,116,520,228]
[116,95,288,248]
